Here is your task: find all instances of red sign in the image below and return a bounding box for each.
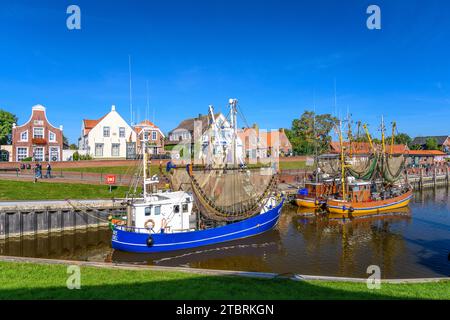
[105,175,116,185]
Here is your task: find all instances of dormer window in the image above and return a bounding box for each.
[20,131,28,142]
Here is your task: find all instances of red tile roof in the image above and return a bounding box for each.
[407,150,447,156]
[82,115,106,135]
[330,142,408,155]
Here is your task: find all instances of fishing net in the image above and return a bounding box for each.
[381,154,405,183]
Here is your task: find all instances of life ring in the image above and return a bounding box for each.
[144,219,155,230]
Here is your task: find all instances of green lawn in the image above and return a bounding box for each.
[0,261,448,299]
[0,180,131,200]
[279,160,308,170]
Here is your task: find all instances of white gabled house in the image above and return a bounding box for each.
[78,105,137,159]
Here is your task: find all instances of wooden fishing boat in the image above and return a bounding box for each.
[295,180,338,208]
[326,181,413,216]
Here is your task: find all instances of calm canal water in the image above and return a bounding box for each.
[1,187,449,279]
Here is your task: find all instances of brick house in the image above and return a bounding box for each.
[133,120,165,155]
[12,105,64,162]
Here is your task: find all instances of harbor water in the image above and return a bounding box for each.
[1,187,449,279]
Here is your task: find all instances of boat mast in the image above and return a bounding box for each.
[381,116,386,155]
[390,121,396,158]
[337,121,346,201]
[229,98,238,167]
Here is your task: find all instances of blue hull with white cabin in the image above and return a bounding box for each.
[112,198,284,253]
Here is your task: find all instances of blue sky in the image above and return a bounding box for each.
[1,0,450,143]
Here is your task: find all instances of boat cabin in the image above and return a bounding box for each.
[132,191,195,233]
[300,180,338,198]
[347,181,371,203]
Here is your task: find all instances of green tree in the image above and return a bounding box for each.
[0,110,18,144]
[425,137,439,150]
[385,133,412,146]
[286,111,339,155]
[69,144,78,150]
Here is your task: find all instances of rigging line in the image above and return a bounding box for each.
[128,55,134,125]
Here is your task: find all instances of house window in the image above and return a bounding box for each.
[20,131,28,141]
[152,131,157,140]
[119,127,125,138]
[111,143,120,157]
[49,131,56,142]
[103,127,110,137]
[17,147,28,161]
[33,147,44,161]
[33,127,44,138]
[144,132,150,141]
[95,143,104,157]
[49,147,60,161]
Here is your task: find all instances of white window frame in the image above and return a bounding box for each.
[119,127,125,138]
[16,147,28,161]
[95,143,104,157]
[48,131,56,142]
[111,143,120,157]
[33,147,44,161]
[20,130,28,142]
[152,131,157,141]
[49,146,60,161]
[103,127,110,138]
[33,127,44,139]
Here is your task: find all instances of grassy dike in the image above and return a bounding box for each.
[0,179,129,200]
[0,261,449,300]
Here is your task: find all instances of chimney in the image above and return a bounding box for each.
[111,105,116,111]
[60,125,64,131]
[12,123,16,129]
[198,113,202,119]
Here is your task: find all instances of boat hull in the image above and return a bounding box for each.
[327,190,413,216]
[295,198,318,208]
[112,199,284,253]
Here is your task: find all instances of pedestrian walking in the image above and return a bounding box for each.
[45,163,52,178]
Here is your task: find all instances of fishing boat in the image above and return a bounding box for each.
[296,178,338,208]
[324,117,412,217]
[112,99,284,253]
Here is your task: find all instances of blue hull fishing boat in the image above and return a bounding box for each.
[111,99,284,253]
[112,198,283,253]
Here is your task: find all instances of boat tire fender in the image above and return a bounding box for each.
[146,235,154,247]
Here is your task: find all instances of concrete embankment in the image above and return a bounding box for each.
[0,199,125,240]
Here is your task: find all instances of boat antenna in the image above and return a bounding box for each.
[128,55,134,126]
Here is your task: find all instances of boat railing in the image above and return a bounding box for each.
[114,225,153,234]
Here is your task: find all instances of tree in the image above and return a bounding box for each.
[286,111,339,155]
[385,133,412,146]
[425,137,439,150]
[69,144,78,150]
[0,110,18,145]
[63,135,69,147]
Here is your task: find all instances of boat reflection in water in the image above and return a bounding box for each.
[112,230,282,272]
